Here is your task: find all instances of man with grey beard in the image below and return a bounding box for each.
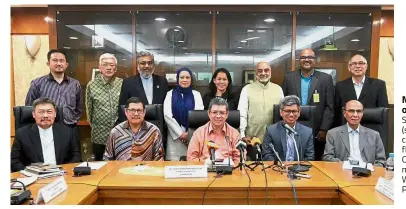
[119,51,169,106]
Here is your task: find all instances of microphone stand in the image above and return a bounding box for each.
[233,146,250,171]
[247,153,264,171]
[287,131,309,173]
[262,143,285,174]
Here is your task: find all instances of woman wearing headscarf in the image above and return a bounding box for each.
[164,67,204,161]
[203,68,238,110]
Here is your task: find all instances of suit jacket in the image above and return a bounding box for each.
[119,74,169,106]
[11,123,81,172]
[334,76,388,126]
[262,121,314,161]
[282,70,334,134]
[322,125,386,167]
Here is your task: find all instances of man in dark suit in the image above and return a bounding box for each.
[262,95,314,162]
[11,98,81,172]
[119,51,169,106]
[334,54,388,126]
[282,48,334,160]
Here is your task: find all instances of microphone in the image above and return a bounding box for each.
[269,143,286,168]
[283,123,298,135]
[73,156,94,176]
[235,140,247,150]
[251,137,262,153]
[206,140,219,163]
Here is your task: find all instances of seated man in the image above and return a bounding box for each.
[262,95,314,161]
[323,100,386,167]
[11,98,81,172]
[103,97,164,161]
[187,97,241,165]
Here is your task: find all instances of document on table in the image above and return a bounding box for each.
[11,176,38,188]
[76,162,107,170]
[342,160,375,171]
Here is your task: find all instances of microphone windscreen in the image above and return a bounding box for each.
[206,140,219,149]
[235,140,247,149]
[251,137,262,146]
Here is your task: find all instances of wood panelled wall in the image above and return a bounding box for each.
[380,10,394,37]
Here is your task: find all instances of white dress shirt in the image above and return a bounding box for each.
[347,123,363,163]
[38,126,57,165]
[237,83,284,137]
[141,76,154,104]
[352,76,365,99]
[163,89,204,161]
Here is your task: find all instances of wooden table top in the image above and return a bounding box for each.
[98,161,337,190]
[10,161,124,186]
[340,186,393,205]
[310,161,385,187]
[24,183,97,205]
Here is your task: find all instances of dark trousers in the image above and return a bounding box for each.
[66,124,82,160]
[246,145,259,161]
[93,143,106,161]
[314,140,326,161]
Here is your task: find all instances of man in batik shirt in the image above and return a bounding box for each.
[86,53,123,160]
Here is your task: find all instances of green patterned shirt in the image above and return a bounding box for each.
[86,74,123,145]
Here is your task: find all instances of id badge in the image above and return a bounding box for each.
[313,90,320,103]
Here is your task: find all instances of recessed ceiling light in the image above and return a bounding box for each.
[237,46,242,49]
[245,37,260,41]
[240,40,247,43]
[247,30,254,32]
[178,41,184,43]
[155,17,166,21]
[69,37,78,40]
[174,29,180,32]
[351,39,360,42]
[257,30,267,33]
[63,46,71,49]
[264,18,275,23]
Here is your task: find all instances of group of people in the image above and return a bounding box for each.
[10,48,389,172]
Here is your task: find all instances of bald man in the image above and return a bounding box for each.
[238,61,284,160]
[282,48,335,160]
[323,100,386,167]
[334,54,388,126]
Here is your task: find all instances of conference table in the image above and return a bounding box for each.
[10,161,393,205]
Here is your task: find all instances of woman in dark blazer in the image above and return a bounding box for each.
[203,68,238,110]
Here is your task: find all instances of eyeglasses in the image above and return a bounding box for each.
[299,56,316,60]
[210,111,227,116]
[257,68,270,74]
[101,63,116,68]
[282,109,299,115]
[345,109,364,115]
[138,61,154,67]
[36,109,55,116]
[350,61,366,67]
[126,108,145,114]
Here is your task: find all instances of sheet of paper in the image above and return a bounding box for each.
[11,176,38,188]
[76,161,107,170]
[342,160,374,171]
[130,165,149,172]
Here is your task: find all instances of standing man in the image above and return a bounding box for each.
[238,61,284,160]
[86,53,123,161]
[334,54,388,125]
[323,100,386,167]
[282,48,334,160]
[103,97,164,161]
[119,51,169,107]
[262,96,314,162]
[25,49,83,155]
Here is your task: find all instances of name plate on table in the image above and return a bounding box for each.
[375,177,394,201]
[164,165,208,179]
[35,176,68,204]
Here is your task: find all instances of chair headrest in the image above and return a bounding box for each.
[120,104,162,121]
[361,107,387,124]
[14,106,64,130]
[273,104,315,121]
[188,110,240,130]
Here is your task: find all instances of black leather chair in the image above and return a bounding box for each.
[119,104,166,148]
[13,106,64,131]
[273,104,316,129]
[341,107,389,154]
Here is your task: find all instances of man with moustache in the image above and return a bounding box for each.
[103,97,164,161]
[25,49,83,153]
[119,51,169,106]
[238,61,284,160]
[323,100,386,167]
[11,98,81,172]
[334,54,388,125]
[282,48,334,160]
[86,53,123,161]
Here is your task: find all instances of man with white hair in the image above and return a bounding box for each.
[86,53,123,160]
[119,51,169,106]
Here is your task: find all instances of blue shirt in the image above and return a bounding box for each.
[300,70,314,105]
[140,76,153,104]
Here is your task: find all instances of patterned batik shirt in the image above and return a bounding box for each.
[103,120,164,161]
[85,74,123,145]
